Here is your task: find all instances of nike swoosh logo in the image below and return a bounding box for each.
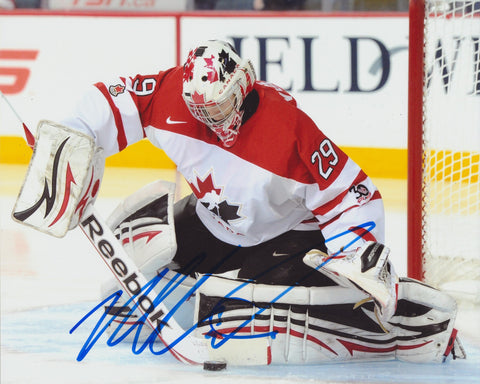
[166,116,187,124]
[273,251,289,257]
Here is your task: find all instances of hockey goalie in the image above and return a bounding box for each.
[12,40,465,365]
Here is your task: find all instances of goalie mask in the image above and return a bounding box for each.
[182,40,256,147]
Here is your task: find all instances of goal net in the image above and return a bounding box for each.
[408,0,479,306]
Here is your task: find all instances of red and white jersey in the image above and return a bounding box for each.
[61,66,385,253]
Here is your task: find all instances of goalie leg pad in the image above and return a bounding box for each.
[393,277,462,363]
[106,180,177,281]
[194,275,461,364]
[12,120,104,237]
[99,180,180,341]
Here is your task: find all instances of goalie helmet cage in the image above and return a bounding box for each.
[407,0,480,305]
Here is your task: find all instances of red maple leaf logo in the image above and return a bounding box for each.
[109,84,125,97]
[191,90,205,103]
[204,55,219,83]
[183,50,196,82]
[188,172,221,199]
[188,170,243,224]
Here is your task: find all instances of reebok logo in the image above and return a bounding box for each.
[166,116,187,125]
[80,213,169,330]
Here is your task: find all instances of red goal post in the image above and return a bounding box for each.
[407,0,479,304]
[408,0,426,281]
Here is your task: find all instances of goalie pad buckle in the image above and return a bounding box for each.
[12,120,104,237]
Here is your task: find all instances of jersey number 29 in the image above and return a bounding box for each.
[311,139,338,180]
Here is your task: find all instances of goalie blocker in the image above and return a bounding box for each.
[12,120,105,237]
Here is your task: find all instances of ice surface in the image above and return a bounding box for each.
[1,169,479,384]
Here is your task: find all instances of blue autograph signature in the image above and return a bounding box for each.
[70,221,376,360]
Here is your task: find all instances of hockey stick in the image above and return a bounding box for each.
[2,90,270,366]
[78,209,269,365]
[78,205,209,364]
[0,91,35,148]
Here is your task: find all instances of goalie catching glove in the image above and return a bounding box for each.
[12,120,105,237]
[303,241,399,323]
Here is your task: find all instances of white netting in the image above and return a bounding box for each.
[422,0,480,305]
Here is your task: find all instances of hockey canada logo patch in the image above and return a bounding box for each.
[109,84,125,97]
[187,170,243,226]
